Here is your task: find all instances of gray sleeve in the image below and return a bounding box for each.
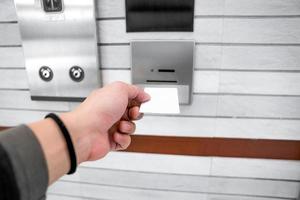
[0,125,49,200]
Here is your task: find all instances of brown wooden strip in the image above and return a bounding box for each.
[1,126,299,160]
[0,127,9,132]
[126,135,300,160]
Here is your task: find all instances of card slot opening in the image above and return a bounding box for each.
[158,69,176,73]
[146,80,178,83]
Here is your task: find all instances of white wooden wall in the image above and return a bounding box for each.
[0,0,300,199]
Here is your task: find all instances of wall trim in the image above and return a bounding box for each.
[1,127,299,160]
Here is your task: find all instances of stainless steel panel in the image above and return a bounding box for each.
[14,0,100,101]
[131,40,194,104]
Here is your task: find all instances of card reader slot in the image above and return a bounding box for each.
[146,80,178,83]
[158,69,175,73]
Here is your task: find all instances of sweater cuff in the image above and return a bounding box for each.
[0,125,48,200]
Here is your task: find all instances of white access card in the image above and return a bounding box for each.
[140,87,180,114]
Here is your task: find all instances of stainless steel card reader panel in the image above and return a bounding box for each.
[14,0,100,101]
[131,41,194,104]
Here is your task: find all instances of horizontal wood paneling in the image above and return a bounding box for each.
[47,194,83,200]
[81,152,300,181]
[0,90,69,111]
[0,0,16,22]
[2,18,300,46]
[206,195,294,200]
[217,95,300,118]
[0,24,20,45]
[211,157,300,181]
[126,136,300,160]
[27,93,300,119]
[48,181,208,200]
[47,191,296,200]
[98,19,300,44]
[2,113,300,140]
[136,116,300,140]
[0,109,52,126]
[218,71,300,95]
[51,169,300,198]
[3,45,300,71]
[0,47,23,68]
[81,152,211,175]
[100,45,300,71]
[96,0,300,18]
[3,0,300,22]
[2,69,300,95]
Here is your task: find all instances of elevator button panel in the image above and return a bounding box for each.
[14,0,100,101]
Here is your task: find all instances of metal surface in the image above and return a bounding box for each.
[14,0,100,101]
[131,40,194,104]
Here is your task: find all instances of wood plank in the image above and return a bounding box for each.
[3,68,300,95]
[224,0,300,16]
[223,18,300,44]
[4,44,296,71]
[1,111,300,140]
[207,194,293,200]
[0,69,28,89]
[126,135,300,160]
[46,194,83,200]
[211,157,300,181]
[98,19,223,43]
[217,95,300,118]
[67,167,300,198]
[214,118,300,140]
[99,45,300,71]
[98,19,300,44]
[48,181,208,200]
[221,45,300,71]
[2,70,300,116]
[1,123,299,160]
[3,0,300,22]
[136,116,300,140]
[81,152,211,175]
[82,152,300,180]
[0,24,20,46]
[2,18,300,46]
[97,0,300,18]
[0,0,17,22]
[70,70,300,95]
[0,90,69,111]
[0,47,24,68]
[0,109,52,126]
[218,71,300,95]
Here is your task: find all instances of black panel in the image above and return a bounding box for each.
[126,0,195,32]
[43,0,63,13]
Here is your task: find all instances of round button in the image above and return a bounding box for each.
[69,66,84,82]
[39,66,53,82]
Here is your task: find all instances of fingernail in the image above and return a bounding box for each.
[145,92,151,100]
[137,113,144,120]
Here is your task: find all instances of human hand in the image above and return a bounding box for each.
[61,82,150,164]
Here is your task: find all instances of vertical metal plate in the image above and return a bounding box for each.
[131,40,194,104]
[14,0,100,101]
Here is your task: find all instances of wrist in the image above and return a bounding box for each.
[60,112,91,164]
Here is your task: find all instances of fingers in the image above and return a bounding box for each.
[111,132,131,151]
[112,82,151,103]
[128,106,144,120]
[118,120,136,134]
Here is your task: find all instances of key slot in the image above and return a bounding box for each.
[158,69,176,73]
